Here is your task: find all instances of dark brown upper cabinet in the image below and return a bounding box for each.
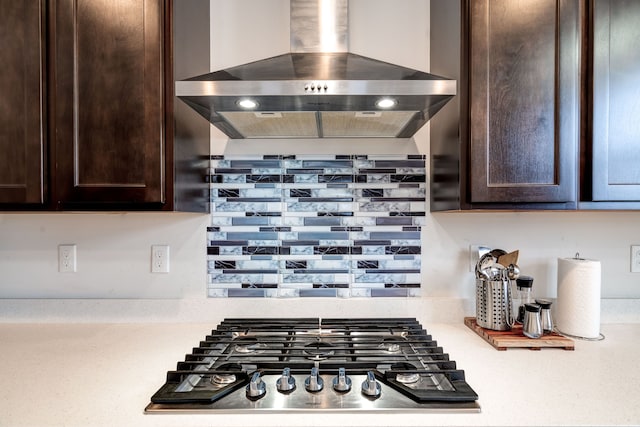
[587,0,640,206]
[0,0,210,211]
[468,0,580,206]
[51,0,171,209]
[0,1,47,205]
[430,0,582,210]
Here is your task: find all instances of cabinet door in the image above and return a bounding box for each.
[0,1,46,204]
[592,0,640,201]
[52,0,168,208]
[469,0,580,204]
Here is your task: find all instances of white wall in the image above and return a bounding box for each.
[0,213,208,298]
[1,1,639,306]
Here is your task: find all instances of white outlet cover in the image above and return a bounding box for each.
[151,245,170,273]
[58,244,77,273]
[469,244,490,272]
[632,245,640,273]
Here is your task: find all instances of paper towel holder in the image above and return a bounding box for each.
[556,253,606,342]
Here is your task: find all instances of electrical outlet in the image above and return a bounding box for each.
[469,244,490,272]
[631,245,640,273]
[58,244,77,273]
[151,245,170,273]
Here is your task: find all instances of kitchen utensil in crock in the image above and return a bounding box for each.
[497,250,519,267]
[507,263,520,280]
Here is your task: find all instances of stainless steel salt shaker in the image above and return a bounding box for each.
[522,303,542,339]
[535,299,554,334]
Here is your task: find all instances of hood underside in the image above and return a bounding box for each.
[176,1,456,139]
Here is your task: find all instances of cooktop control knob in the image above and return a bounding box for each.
[246,372,266,400]
[361,371,381,399]
[332,367,352,392]
[304,367,324,392]
[276,367,296,393]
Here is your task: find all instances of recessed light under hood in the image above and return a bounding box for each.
[176,0,456,139]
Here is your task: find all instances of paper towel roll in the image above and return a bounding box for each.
[556,257,601,339]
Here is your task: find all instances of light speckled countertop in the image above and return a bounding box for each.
[1,321,638,427]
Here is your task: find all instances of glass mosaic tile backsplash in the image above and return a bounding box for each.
[207,155,425,298]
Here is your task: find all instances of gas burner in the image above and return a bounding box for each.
[233,337,267,354]
[212,374,237,385]
[378,337,406,353]
[391,362,420,384]
[303,341,335,359]
[211,363,243,385]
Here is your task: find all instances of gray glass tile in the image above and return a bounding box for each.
[290,189,312,197]
[221,174,247,183]
[364,174,390,183]
[299,289,338,297]
[282,240,319,246]
[373,160,424,168]
[232,217,270,226]
[232,269,279,274]
[241,188,282,198]
[385,246,421,255]
[287,169,324,175]
[236,259,279,270]
[304,217,342,226]
[228,289,267,297]
[390,174,426,183]
[215,168,252,174]
[296,197,353,202]
[215,202,269,212]
[219,247,243,255]
[227,232,278,241]
[302,160,353,168]
[287,202,340,212]
[298,232,349,240]
[371,289,409,297]
[314,246,350,255]
[370,232,421,240]
[289,246,314,255]
[359,202,411,212]
[318,175,354,183]
[218,189,240,198]
[361,246,385,255]
[247,174,282,183]
[292,174,319,183]
[243,247,279,255]
[230,160,281,168]
[375,217,413,226]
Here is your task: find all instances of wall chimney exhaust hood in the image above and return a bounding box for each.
[176,0,456,139]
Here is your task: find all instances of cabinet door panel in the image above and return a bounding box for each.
[469,0,579,203]
[53,0,165,206]
[592,0,640,201]
[0,1,46,204]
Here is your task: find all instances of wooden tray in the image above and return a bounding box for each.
[464,317,574,351]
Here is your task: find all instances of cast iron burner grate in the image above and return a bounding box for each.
[146,318,479,413]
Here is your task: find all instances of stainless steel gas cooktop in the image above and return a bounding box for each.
[145,318,479,413]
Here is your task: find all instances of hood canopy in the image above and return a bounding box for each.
[176,0,456,139]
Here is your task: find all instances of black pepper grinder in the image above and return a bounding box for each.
[515,276,534,323]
